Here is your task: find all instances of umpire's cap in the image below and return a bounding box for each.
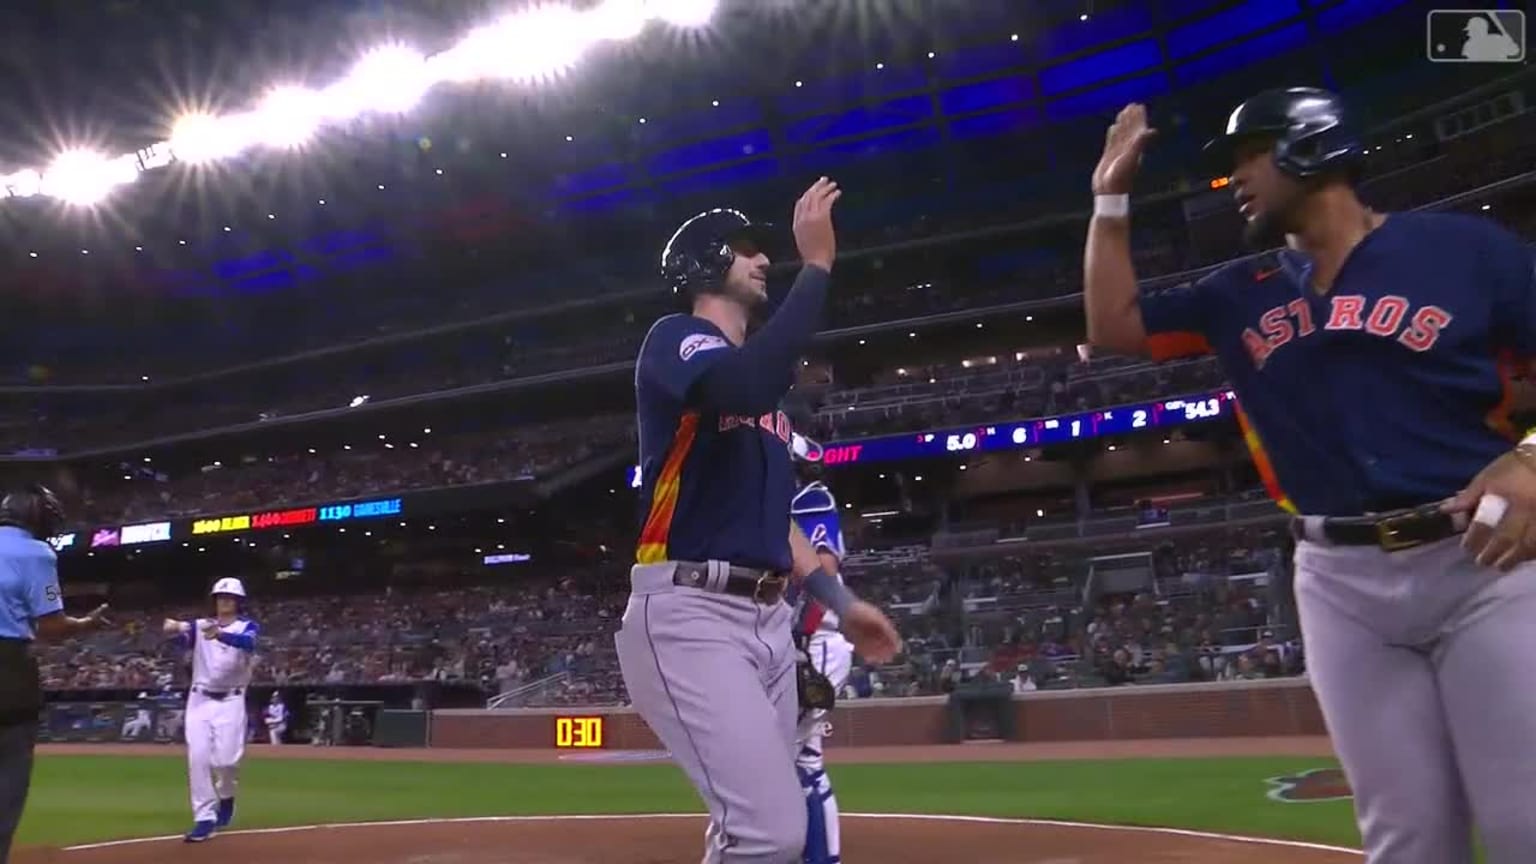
[1202,87,1364,180]
[0,483,64,540]
[660,208,774,297]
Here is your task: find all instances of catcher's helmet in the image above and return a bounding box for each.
[1203,87,1364,179]
[0,483,64,540]
[660,208,774,297]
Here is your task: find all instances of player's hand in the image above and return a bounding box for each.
[1442,447,1536,571]
[792,176,842,272]
[1092,103,1157,196]
[82,604,111,630]
[839,600,901,664]
[161,618,183,636]
[201,621,221,640]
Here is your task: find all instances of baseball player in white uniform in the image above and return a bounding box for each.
[788,433,853,864]
[264,693,287,745]
[161,577,259,843]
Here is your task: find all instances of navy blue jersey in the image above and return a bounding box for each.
[634,314,798,570]
[1139,211,1536,516]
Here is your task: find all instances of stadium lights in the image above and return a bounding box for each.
[652,0,720,28]
[0,0,721,206]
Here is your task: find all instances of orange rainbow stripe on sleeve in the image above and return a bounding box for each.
[1232,401,1297,515]
[636,412,700,564]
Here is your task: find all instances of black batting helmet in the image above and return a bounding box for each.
[1203,87,1364,180]
[0,483,65,540]
[660,208,774,297]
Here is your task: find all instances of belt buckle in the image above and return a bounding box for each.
[753,573,785,604]
[1375,513,1422,552]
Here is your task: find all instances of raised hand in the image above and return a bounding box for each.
[1092,103,1158,196]
[792,177,842,271]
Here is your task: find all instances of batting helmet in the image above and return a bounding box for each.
[211,577,247,599]
[660,208,774,297]
[0,483,64,540]
[1202,87,1364,179]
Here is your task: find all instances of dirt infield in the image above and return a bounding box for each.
[17,815,1362,864]
[24,737,1354,862]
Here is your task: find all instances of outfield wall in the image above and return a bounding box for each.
[429,677,1325,749]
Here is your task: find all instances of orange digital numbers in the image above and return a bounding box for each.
[555,716,604,749]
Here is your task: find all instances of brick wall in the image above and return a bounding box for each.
[429,677,1324,748]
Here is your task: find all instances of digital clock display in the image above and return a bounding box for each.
[554,716,605,749]
[821,388,1237,466]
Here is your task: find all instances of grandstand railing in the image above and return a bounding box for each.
[486,671,571,710]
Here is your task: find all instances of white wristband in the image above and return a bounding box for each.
[1093,194,1130,218]
[1520,431,1536,448]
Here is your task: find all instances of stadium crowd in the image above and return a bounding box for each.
[69,416,633,527]
[37,520,1297,707]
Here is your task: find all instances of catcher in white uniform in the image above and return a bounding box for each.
[161,577,259,843]
[788,433,854,864]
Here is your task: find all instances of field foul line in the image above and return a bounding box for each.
[62,812,1362,856]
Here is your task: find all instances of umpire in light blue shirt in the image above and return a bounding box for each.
[0,485,109,863]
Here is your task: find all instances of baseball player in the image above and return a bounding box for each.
[1084,87,1536,863]
[786,432,853,864]
[264,693,287,745]
[618,178,901,864]
[162,577,259,843]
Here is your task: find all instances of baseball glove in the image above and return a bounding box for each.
[795,637,836,712]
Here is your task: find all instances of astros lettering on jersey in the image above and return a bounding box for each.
[1138,211,1533,517]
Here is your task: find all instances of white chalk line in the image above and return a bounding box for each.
[62,812,1362,856]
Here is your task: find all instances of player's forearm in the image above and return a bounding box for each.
[696,265,829,413]
[1083,215,1149,355]
[789,520,857,617]
[215,631,257,652]
[31,612,94,641]
[789,521,823,582]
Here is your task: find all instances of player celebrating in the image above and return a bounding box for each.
[1084,88,1536,863]
[787,432,852,864]
[162,577,259,843]
[618,179,900,864]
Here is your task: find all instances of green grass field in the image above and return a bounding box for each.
[18,752,1362,850]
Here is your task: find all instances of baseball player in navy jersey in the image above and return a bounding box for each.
[162,577,260,843]
[1085,88,1536,863]
[786,432,852,864]
[619,178,900,864]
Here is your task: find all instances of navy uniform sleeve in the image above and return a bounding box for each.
[639,315,737,404]
[639,266,831,414]
[1139,279,1215,361]
[22,548,63,621]
[1491,224,1536,358]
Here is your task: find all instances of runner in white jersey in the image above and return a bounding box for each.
[788,432,853,864]
[161,577,259,843]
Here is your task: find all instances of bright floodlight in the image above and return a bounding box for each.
[440,6,594,84]
[2,169,42,198]
[327,45,431,118]
[652,0,719,28]
[591,0,650,40]
[169,113,250,164]
[251,86,327,149]
[40,149,137,206]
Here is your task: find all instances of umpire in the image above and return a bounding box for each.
[0,485,109,862]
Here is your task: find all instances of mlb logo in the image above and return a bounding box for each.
[1427,10,1525,63]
